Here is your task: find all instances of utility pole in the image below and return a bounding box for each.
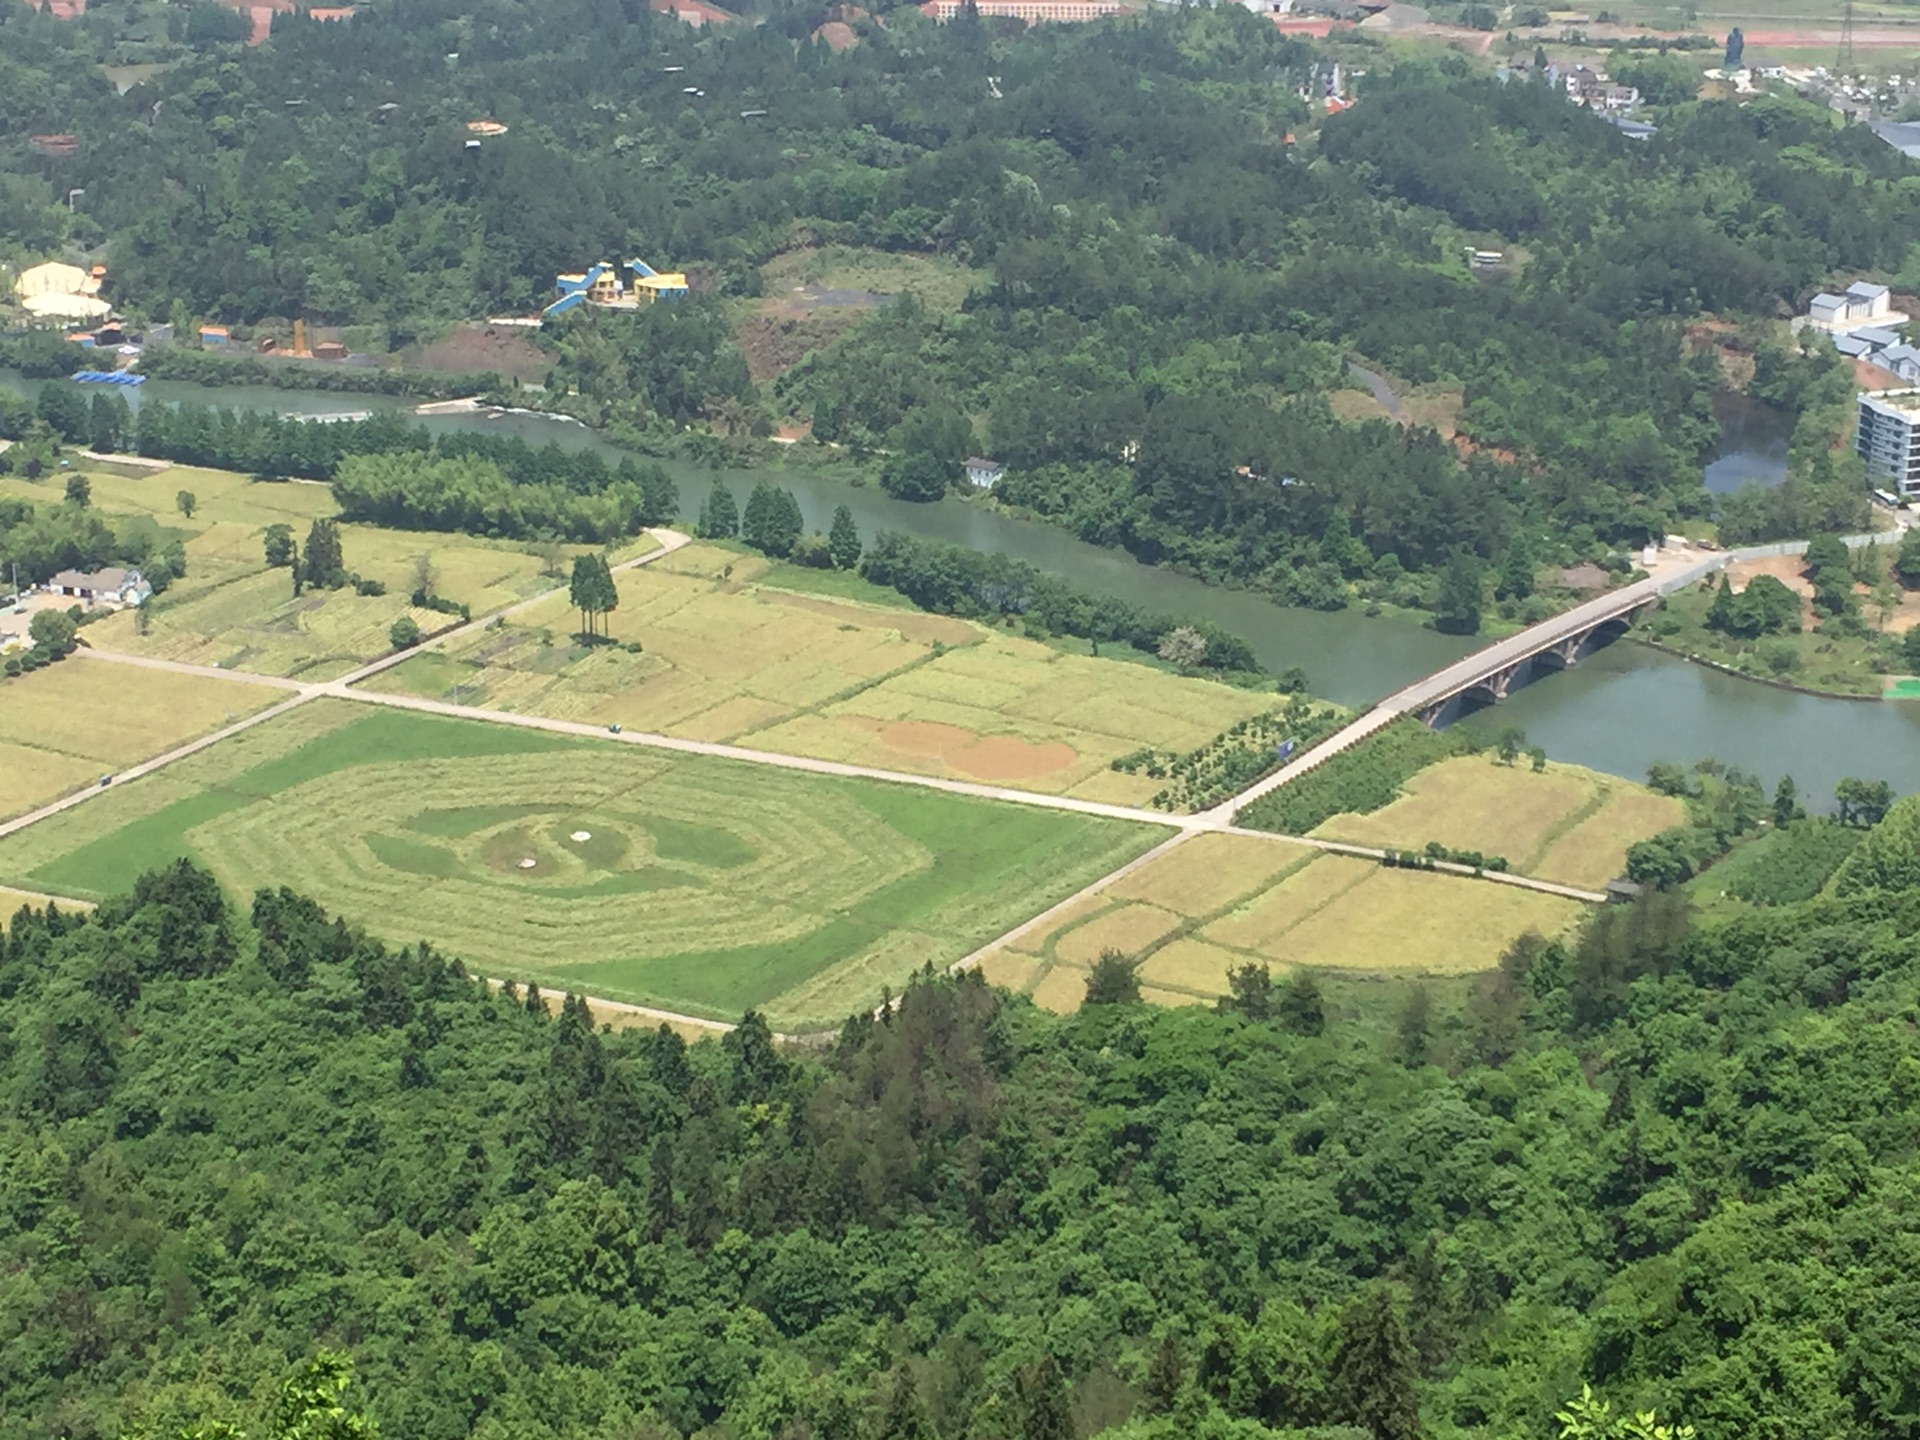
[1839,0,1855,77]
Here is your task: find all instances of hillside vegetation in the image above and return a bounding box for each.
[7,844,1920,1437]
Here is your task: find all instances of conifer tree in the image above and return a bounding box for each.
[741,481,776,552]
[1328,1285,1422,1440]
[829,504,862,569]
[699,480,738,539]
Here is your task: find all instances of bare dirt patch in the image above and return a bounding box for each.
[870,719,1079,782]
[738,309,868,385]
[402,324,550,382]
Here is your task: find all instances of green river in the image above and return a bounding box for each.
[10,370,1920,805]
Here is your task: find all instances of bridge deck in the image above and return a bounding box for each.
[1212,555,1728,825]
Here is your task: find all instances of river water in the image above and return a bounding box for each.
[8,370,1917,801]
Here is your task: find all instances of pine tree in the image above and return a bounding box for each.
[829,505,862,569]
[638,465,679,525]
[698,481,738,539]
[1497,533,1534,601]
[768,487,804,558]
[1018,1358,1074,1440]
[1773,774,1802,828]
[1602,1074,1634,1128]
[1277,970,1326,1036]
[1397,985,1431,1068]
[1328,1285,1423,1440]
[646,1136,677,1242]
[589,554,619,637]
[302,518,344,588]
[741,481,776,552]
[878,1365,933,1440]
[1706,576,1738,633]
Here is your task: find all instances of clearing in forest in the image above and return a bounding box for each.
[981,831,1584,1013]
[1311,754,1684,889]
[0,701,1155,1030]
[361,541,1278,807]
[0,657,280,820]
[3,462,652,681]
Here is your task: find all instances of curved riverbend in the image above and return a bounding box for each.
[7,369,1912,797]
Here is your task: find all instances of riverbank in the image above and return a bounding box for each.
[1640,540,1920,699]
[12,365,1920,803]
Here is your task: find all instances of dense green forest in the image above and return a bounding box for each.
[5,0,1918,618]
[9,831,1920,1438]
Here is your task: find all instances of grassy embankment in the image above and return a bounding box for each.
[0,701,1157,1031]
[362,540,1287,809]
[1644,557,1920,699]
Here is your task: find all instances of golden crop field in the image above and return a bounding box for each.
[365,541,1276,804]
[8,462,641,680]
[982,831,1585,1014]
[0,884,93,916]
[1311,755,1684,889]
[0,701,1155,1032]
[0,657,280,819]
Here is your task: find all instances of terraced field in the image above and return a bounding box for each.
[364,541,1278,806]
[0,701,1153,1029]
[978,831,1584,1012]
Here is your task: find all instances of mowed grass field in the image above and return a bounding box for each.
[976,831,1586,1013]
[0,701,1156,1030]
[0,656,282,819]
[1,463,649,681]
[1310,755,1685,889]
[363,542,1278,807]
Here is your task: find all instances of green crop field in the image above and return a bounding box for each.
[0,701,1154,1029]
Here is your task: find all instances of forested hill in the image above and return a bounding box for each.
[5,0,1915,591]
[8,857,1920,1439]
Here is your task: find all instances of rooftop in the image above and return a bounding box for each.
[1861,387,1920,420]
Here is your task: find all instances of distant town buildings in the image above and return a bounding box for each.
[1857,389,1920,497]
[1557,64,1639,113]
[919,0,1123,19]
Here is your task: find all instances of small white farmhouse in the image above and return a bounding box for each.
[964,457,1005,490]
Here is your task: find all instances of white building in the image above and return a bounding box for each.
[964,457,1005,490]
[45,566,151,607]
[1809,281,1905,332]
[1856,389,1920,496]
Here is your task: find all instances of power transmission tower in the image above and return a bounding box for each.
[1838,0,1855,75]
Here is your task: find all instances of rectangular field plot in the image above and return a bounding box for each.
[0,701,1155,1031]
[14,463,637,682]
[1311,755,1683,889]
[979,833,1584,1012]
[362,541,1275,804]
[0,658,282,819]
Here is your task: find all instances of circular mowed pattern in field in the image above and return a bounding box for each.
[182,752,928,969]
